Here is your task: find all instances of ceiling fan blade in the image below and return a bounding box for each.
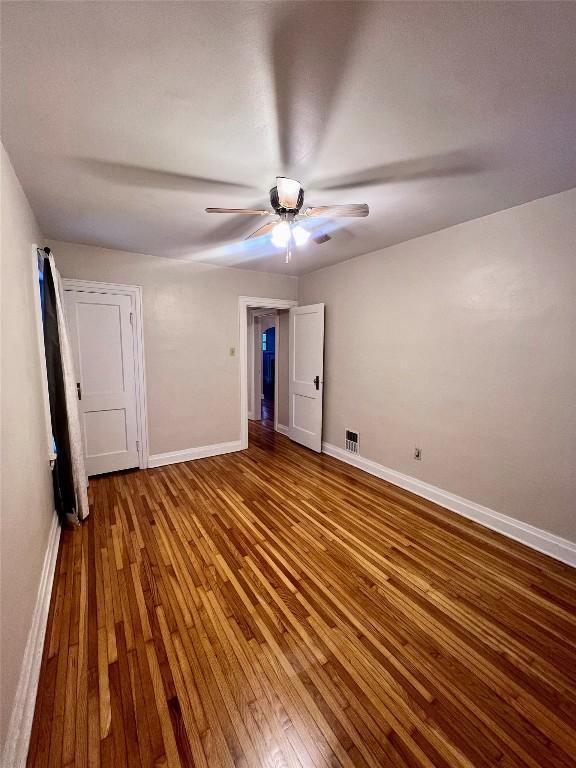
[246,221,279,240]
[270,3,367,173]
[312,151,485,191]
[205,207,272,215]
[304,204,369,218]
[201,200,271,245]
[78,159,256,194]
[276,177,301,208]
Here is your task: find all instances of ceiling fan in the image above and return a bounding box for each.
[206,177,369,262]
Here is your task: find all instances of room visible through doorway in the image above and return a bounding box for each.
[261,323,275,427]
[239,297,298,450]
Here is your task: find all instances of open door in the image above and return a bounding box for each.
[288,303,324,452]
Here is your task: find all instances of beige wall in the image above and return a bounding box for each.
[300,189,576,541]
[50,241,297,455]
[277,310,290,428]
[1,146,55,747]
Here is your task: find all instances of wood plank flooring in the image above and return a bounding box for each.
[27,419,576,767]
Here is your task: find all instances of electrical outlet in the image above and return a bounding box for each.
[414,446,422,461]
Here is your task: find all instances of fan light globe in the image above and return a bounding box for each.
[292,225,310,246]
[271,221,291,248]
[276,177,301,209]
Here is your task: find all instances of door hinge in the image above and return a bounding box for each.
[136,440,140,452]
[130,312,134,325]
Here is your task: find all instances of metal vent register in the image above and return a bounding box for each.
[345,429,359,454]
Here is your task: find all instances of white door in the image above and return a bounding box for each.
[65,289,139,476]
[288,303,325,452]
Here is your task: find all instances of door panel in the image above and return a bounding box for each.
[293,312,318,380]
[288,304,324,452]
[65,289,139,476]
[84,409,128,456]
[76,302,125,393]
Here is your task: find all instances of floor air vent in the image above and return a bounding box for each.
[345,429,359,454]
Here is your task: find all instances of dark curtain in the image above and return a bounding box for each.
[42,254,78,526]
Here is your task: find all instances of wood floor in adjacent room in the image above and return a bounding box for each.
[27,420,576,768]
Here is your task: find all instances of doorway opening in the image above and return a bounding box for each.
[261,323,275,427]
[247,307,280,440]
[238,297,298,450]
[239,298,325,452]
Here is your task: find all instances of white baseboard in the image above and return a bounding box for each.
[276,423,289,436]
[148,440,242,468]
[322,442,576,568]
[2,513,61,768]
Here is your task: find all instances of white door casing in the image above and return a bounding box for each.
[288,303,325,452]
[65,289,140,475]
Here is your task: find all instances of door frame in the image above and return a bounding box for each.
[239,296,298,450]
[63,278,150,469]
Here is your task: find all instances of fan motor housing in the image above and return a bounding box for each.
[270,185,304,214]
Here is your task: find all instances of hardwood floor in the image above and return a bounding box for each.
[27,419,576,768]
[261,399,274,427]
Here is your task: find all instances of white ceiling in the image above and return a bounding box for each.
[2,1,576,275]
